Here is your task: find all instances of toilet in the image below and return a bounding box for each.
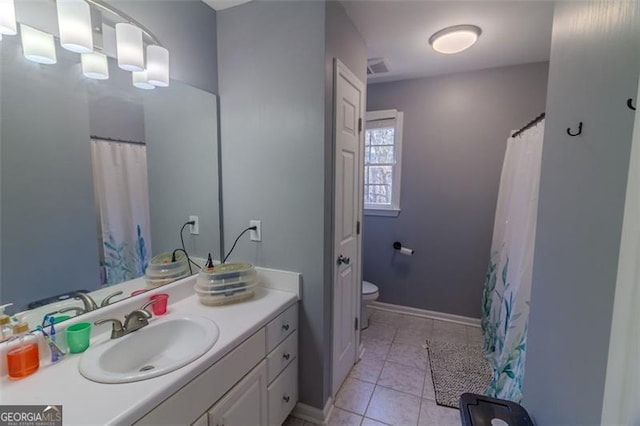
[361,280,379,330]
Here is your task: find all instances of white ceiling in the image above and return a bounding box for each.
[340,0,554,84]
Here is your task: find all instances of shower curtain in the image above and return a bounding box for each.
[481,120,544,403]
[91,139,151,285]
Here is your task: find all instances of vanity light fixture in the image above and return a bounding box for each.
[0,0,17,35]
[132,69,155,90]
[21,24,57,64]
[146,45,169,87]
[115,22,144,72]
[429,25,481,55]
[81,51,109,79]
[57,0,93,53]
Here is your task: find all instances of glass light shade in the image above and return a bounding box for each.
[429,25,481,55]
[57,0,93,53]
[116,23,144,71]
[21,24,57,64]
[0,0,17,35]
[132,70,155,90]
[81,51,109,80]
[146,45,169,87]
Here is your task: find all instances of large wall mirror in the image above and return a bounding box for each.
[0,3,222,327]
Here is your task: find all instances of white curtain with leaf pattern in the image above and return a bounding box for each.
[91,139,151,285]
[481,120,544,402]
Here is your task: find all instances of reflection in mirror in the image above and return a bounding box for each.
[0,31,221,327]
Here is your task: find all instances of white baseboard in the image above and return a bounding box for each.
[370,301,481,327]
[291,397,333,425]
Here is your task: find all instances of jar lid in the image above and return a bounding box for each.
[13,322,29,334]
[0,315,10,325]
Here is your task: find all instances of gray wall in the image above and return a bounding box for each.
[364,62,549,318]
[217,0,327,408]
[524,2,640,423]
[219,0,366,410]
[145,84,220,260]
[324,0,368,400]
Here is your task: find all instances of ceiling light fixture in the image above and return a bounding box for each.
[0,0,17,35]
[57,0,93,53]
[21,24,57,64]
[429,25,481,55]
[115,22,144,71]
[146,45,169,87]
[81,51,109,79]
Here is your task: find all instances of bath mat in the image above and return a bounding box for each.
[425,339,491,409]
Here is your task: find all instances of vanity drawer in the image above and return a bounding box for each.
[265,303,297,353]
[266,330,297,383]
[267,358,298,426]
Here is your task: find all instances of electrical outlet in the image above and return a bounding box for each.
[250,220,261,242]
[189,215,199,235]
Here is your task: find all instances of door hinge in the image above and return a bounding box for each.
[356,221,360,235]
[355,317,359,330]
[358,118,363,133]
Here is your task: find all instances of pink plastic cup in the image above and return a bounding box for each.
[131,289,147,297]
[149,293,169,315]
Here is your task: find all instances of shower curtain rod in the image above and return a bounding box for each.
[91,135,146,146]
[511,112,546,139]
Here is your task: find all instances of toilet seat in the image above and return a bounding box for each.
[362,280,379,301]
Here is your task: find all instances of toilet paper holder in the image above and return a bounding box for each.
[392,241,415,255]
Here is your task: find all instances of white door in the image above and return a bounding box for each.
[332,59,364,396]
[208,361,268,426]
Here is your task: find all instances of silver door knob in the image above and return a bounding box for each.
[337,255,350,265]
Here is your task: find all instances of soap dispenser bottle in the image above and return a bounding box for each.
[6,322,40,380]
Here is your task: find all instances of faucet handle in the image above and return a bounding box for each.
[100,291,124,307]
[140,299,157,315]
[94,318,125,339]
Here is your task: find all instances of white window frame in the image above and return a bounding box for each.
[364,109,403,217]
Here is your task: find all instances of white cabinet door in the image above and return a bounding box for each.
[209,361,268,426]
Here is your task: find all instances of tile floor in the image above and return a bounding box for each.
[285,308,482,426]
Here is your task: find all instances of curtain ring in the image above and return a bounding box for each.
[567,122,583,137]
[628,98,636,111]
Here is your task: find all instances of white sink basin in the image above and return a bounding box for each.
[79,316,219,383]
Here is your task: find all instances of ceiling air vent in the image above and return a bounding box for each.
[367,58,390,75]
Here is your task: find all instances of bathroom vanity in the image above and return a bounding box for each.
[0,269,300,426]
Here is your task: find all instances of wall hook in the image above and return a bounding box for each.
[628,98,636,111]
[567,122,583,137]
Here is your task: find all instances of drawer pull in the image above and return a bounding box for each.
[283,353,291,361]
[283,395,290,403]
[282,324,290,331]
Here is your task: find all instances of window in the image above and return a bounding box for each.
[364,109,403,216]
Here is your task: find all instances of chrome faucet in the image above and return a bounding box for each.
[94,300,157,339]
[73,292,99,312]
[100,291,124,307]
[59,306,86,316]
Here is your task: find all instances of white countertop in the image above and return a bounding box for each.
[0,281,297,425]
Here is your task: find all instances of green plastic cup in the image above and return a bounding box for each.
[66,322,91,353]
[53,315,71,324]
